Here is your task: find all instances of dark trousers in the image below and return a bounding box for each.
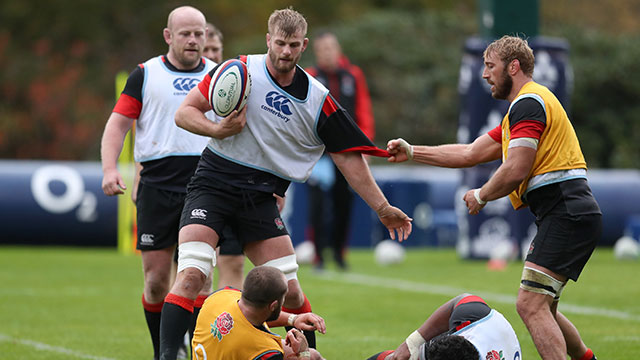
[308,165,353,266]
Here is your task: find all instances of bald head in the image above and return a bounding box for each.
[163,6,207,70]
[167,6,206,31]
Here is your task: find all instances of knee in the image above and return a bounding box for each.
[284,282,304,307]
[221,256,244,275]
[175,267,207,295]
[516,293,543,322]
[144,272,171,299]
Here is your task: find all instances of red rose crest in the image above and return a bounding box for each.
[486,350,505,360]
[211,312,234,340]
[274,217,284,230]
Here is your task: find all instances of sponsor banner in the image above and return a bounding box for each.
[0,160,117,246]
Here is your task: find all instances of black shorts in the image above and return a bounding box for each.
[136,183,185,251]
[525,179,602,281]
[180,174,289,248]
[526,212,601,281]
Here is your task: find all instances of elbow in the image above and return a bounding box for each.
[508,165,530,185]
[174,108,186,129]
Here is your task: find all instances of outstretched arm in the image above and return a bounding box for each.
[387,134,501,167]
[390,294,467,360]
[330,151,413,241]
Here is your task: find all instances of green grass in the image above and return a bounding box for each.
[0,246,638,359]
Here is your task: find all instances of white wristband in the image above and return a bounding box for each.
[287,314,298,326]
[297,350,310,359]
[397,138,414,160]
[405,330,426,359]
[474,188,487,205]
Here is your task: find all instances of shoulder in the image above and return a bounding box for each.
[508,93,547,126]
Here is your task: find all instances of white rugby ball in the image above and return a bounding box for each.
[294,240,315,265]
[208,59,251,117]
[614,236,640,260]
[374,239,406,266]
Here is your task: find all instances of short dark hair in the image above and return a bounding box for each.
[206,22,223,41]
[425,335,479,360]
[241,266,288,307]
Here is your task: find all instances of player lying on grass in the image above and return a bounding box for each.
[367,294,521,360]
[191,266,325,360]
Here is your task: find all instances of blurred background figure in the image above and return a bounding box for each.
[204,22,224,64]
[305,31,375,271]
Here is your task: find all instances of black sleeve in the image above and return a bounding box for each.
[316,94,376,153]
[254,351,284,360]
[448,301,491,331]
[508,97,546,128]
[121,65,144,103]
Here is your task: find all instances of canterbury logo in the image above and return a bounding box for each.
[173,78,200,91]
[190,208,207,220]
[140,234,155,244]
[265,91,293,115]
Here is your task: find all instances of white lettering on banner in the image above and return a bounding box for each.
[30,165,98,222]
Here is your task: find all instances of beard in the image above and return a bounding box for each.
[268,49,298,73]
[491,66,513,100]
[172,47,201,69]
[266,306,282,322]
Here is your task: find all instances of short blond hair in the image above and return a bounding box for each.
[484,35,535,77]
[268,7,307,37]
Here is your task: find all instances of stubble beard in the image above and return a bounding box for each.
[492,67,513,100]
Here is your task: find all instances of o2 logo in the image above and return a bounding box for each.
[30,165,98,222]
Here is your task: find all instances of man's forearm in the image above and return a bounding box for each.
[411,144,475,168]
[330,152,387,210]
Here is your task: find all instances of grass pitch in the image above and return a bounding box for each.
[0,246,638,359]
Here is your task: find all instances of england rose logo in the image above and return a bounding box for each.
[211,312,234,341]
[486,350,505,360]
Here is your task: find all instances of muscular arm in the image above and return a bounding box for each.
[409,134,501,167]
[464,145,536,214]
[478,145,536,201]
[100,112,135,195]
[174,86,246,139]
[330,151,412,241]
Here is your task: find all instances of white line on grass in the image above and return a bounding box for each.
[0,333,117,360]
[316,271,640,322]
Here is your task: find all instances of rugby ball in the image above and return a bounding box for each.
[294,240,315,265]
[374,239,406,266]
[614,236,640,260]
[208,59,251,117]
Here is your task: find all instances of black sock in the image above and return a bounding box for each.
[285,325,316,349]
[159,302,193,360]
[188,306,202,357]
[143,309,161,360]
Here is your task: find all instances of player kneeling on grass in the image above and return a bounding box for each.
[368,294,521,360]
[192,266,325,360]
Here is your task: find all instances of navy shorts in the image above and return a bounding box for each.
[180,174,289,248]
